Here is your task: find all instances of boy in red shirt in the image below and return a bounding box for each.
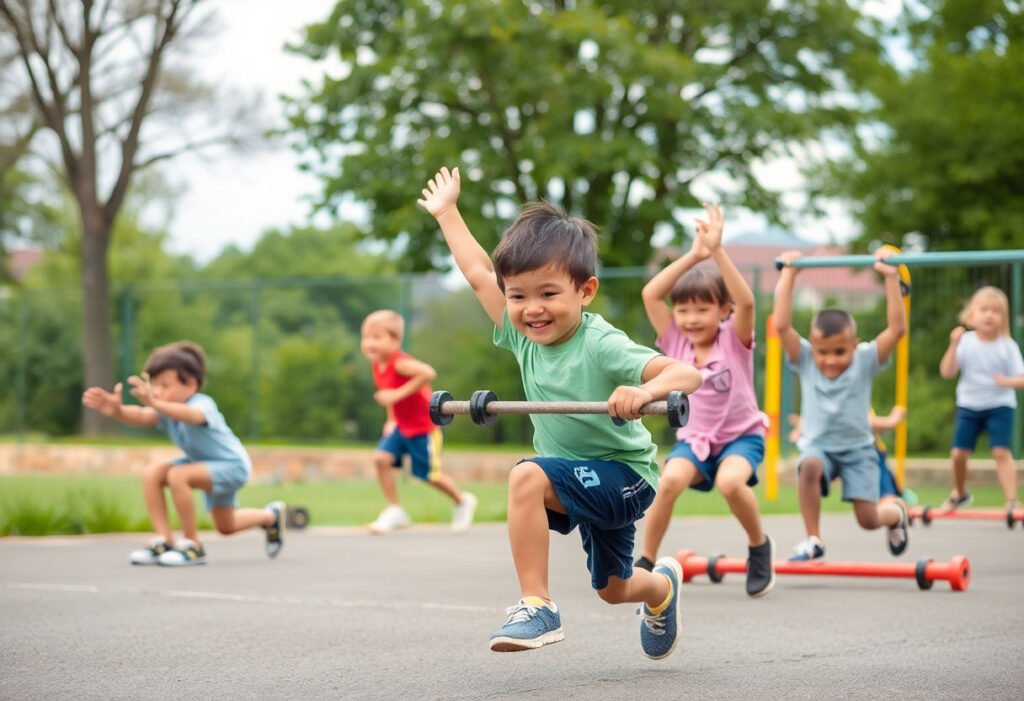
[361,309,477,533]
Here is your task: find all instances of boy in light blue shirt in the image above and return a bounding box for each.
[419,166,701,658]
[773,250,909,562]
[83,341,285,566]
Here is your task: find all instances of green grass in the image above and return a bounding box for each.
[0,473,1013,536]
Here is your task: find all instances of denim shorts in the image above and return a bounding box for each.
[171,456,250,510]
[797,443,880,503]
[951,406,1015,451]
[377,427,444,481]
[527,457,654,591]
[665,434,764,493]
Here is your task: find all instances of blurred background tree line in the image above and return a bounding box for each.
[1,0,1022,451]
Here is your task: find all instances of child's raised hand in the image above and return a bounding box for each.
[873,249,899,277]
[82,383,123,417]
[417,166,461,218]
[949,326,966,344]
[779,250,803,272]
[694,203,724,252]
[127,374,153,406]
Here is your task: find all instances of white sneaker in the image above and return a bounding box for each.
[369,505,411,534]
[130,537,172,565]
[451,492,478,533]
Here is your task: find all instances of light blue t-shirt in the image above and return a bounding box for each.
[157,393,251,468]
[787,338,888,452]
[494,311,662,489]
[955,331,1024,410]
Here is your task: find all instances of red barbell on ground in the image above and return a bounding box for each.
[909,506,1023,529]
[674,550,970,592]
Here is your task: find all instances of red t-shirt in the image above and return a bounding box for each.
[371,350,435,437]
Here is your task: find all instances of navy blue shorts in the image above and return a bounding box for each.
[665,434,764,493]
[952,406,1015,451]
[528,457,655,590]
[876,448,902,499]
[377,427,444,481]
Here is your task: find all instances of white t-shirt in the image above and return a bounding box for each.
[955,332,1024,410]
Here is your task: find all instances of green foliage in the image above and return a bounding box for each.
[820,0,1024,252]
[286,0,881,270]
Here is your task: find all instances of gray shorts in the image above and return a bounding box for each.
[171,457,250,510]
[797,444,880,503]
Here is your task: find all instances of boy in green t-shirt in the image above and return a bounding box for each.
[418,167,702,659]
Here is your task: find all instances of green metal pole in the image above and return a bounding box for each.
[119,288,135,380]
[399,273,412,351]
[1012,263,1023,459]
[16,294,28,442]
[776,250,1024,270]
[249,282,262,440]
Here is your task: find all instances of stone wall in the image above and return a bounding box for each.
[0,443,1006,485]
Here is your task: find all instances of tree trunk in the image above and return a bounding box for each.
[80,209,115,435]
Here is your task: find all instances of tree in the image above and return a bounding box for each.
[286,0,882,271]
[0,0,260,432]
[820,0,1024,252]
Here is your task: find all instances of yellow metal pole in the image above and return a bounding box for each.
[878,244,911,489]
[764,314,782,501]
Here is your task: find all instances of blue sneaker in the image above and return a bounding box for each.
[489,598,564,652]
[788,536,825,562]
[640,556,683,660]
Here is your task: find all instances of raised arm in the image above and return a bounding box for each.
[697,204,755,345]
[872,251,907,364]
[127,375,207,425]
[417,167,506,326]
[641,232,709,339]
[772,250,804,362]
[938,326,964,379]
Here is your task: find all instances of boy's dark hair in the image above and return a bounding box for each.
[492,201,598,292]
[812,309,857,338]
[144,341,207,389]
[669,266,733,307]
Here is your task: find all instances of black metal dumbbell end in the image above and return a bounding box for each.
[430,390,454,426]
[667,391,690,429]
[469,390,498,426]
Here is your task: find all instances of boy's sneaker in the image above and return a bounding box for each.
[157,539,207,567]
[264,501,285,558]
[451,492,478,533]
[369,505,411,534]
[489,597,564,652]
[640,556,683,660]
[634,555,655,572]
[939,491,973,512]
[746,535,776,598]
[789,536,825,562]
[1006,500,1023,524]
[887,501,910,556]
[129,538,172,565]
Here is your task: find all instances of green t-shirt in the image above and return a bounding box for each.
[493,310,662,489]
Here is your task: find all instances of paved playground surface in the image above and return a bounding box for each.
[2,513,1023,700]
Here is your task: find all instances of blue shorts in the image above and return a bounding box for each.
[798,444,880,503]
[171,456,250,510]
[528,457,655,591]
[876,448,902,499]
[665,435,764,493]
[377,427,444,481]
[952,406,1015,451]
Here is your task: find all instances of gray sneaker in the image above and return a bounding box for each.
[129,538,172,566]
[265,501,285,558]
[746,536,776,597]
[157,539,207,566]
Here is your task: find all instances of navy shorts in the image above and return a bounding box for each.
[377,427,444,481]
[798,444,880,503]
[528,457,655,590]
[876,448,902,499]
[665,434,764,493]
[952,406,1015,451]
